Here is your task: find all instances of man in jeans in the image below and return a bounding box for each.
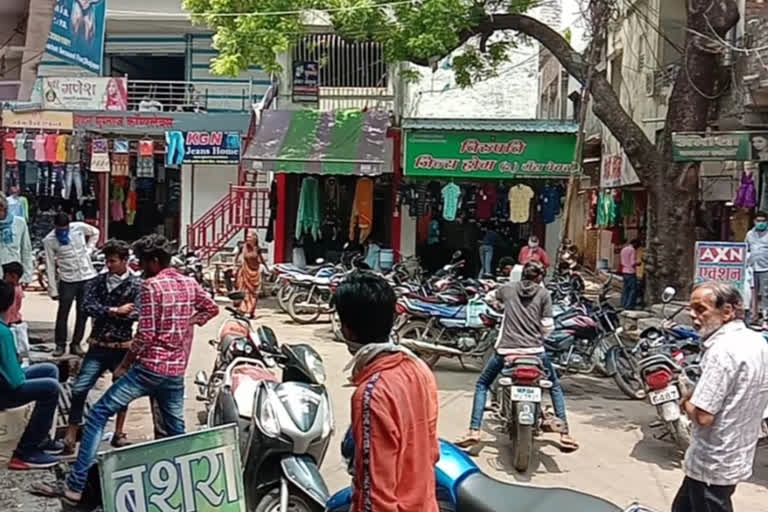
[63,239,142,453]
[43,213,99,357]
[0,281,63,469]
[43,234,219,504]
[619,239,641,310]
[456,262,578,451]
[673,282,768,512]
[745,211,768,326]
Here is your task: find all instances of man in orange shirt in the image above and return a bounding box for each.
[335,272,439,512]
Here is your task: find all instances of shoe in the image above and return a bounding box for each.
[52,347,65,358]
[8,450,60,470]
[39,439,65,455]
[70,344,86,357]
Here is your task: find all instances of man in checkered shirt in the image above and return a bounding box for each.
[674,282,768,512]
[50,234,219,505]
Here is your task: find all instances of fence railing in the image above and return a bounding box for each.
[127,79,258,113]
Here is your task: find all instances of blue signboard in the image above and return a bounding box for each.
[46,0,107,74]
[165,131,241,165]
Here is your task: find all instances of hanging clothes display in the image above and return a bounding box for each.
[475,183,497,220]
[441,182,461,221]
[538,184,562,224]
[296,177,322,241]
[734,170,757,209]
[349,177,374,242]
[137,138,155,178]
[507,184,535,223]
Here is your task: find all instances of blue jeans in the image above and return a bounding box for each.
[67,364,185,493]
[479,244,494,277]
[68,347,129,426]
[621,273,638,310]
[0,363,60,456]
[469,353,568,432]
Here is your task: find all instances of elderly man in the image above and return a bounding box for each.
[673,282,768,512]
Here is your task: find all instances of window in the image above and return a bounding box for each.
[293,34,388,88]
[658,0,686,68]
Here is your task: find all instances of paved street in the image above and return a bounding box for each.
[2,291,768,511]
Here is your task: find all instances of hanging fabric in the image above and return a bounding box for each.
[296,177,322,241]
[441,182,461,221]
[349,177,374,242]
[734,170,757,209]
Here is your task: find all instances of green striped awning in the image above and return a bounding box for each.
[243,109,391,175]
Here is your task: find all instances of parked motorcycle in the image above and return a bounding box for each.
[173,246,215,296]
[195,294,333,512]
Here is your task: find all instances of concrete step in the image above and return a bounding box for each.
[649,302,692,325]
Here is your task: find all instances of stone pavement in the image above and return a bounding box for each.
[2,291,768,511]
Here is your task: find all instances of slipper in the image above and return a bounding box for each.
[111,433,132,448]
[455,435,481,449]
[559,436,580,453]
[29,480,81,505]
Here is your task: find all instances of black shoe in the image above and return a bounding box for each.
[53,347,65,358]
[39,439,66,455]
[70,344,86,357]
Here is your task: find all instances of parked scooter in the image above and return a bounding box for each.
[326,433,653,512]
[195,293,333,512]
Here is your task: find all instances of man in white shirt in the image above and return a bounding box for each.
[43,213,99,357]
[674,282,768,512]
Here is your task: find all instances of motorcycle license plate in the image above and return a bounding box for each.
[510,386,542,402]
[649,385,680,405]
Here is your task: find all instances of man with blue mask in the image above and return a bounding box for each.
[43,213,99,357]
[746,211,768,328]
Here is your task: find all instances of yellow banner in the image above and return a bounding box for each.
[2,110,73,130]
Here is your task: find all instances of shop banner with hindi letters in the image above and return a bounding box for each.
[404,130,577,179]
[1,110,73,130]
[694,241,747,290]
[600,151,641,188]
[42,77,128,111]
[165,131,242,165]
[672,131,768,161]
[46,0,107,74]
[99,424,246,512]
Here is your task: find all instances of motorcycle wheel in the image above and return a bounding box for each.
[277,282,293,313]
[287,289,323,325]
[671,418,692,451]
[397,320,441,368]
[608,346,646,400]
[510,414,534,473]
[592,335,614,377]
[253,487,323,512]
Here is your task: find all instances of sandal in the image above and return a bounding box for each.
[455,433,482,449]
[29,480,81,505]
[111,433,132,448]
[559,435,580,453]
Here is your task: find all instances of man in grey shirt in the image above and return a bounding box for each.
[745,210,768,326]
[674,282,768,512]
[456,262,578,451]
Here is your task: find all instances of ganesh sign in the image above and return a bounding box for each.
[694,242,747,290]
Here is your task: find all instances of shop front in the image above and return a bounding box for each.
[243,109,395,266]
[401,119,578,276]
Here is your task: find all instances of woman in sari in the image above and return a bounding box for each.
[236,231,268,317]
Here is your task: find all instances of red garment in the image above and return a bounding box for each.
[518,246,551,268]
[350,352,439,512]
[44,133,57,162]
[132,268,218,376]
[139,139,154,157]
[476,184,497,220]
[416,208,432,244]
[3,284,22,324]
[3,131,16,162]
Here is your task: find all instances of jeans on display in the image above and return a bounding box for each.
[164,131,185,166]
[66,364,185,493]
[37,163,51,196]
[479,244,494,277]
[52,165,65,197]
[0,363,60,456]
[4,163,19,192]
[469,352,568,431]
[55,279,91,349]
[63,163,83,200]
[68,346,129,426]
[621,273,638,310]
[23,161,39,188]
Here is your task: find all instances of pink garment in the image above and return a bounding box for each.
[620,245,636,274]
[3,284,23,324]
[34,134,46,162]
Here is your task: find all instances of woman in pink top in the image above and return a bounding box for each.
[620,239,641,310]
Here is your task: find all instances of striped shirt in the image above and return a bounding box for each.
[684,320,768,485]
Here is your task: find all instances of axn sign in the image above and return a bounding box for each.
[186,131,223,146]
[697,245,745,265]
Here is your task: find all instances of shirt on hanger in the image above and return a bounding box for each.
[66,134,81,163]
[112,153,130,176]
[441,182,461,221]
[55,134,68,163]
[24,134,35,162]
[139,139,154,157]
[507,184,535,223]
[34,134,46,162]
[14,133,27,162]
[2,132,16,161]
[44,133,57,162]
[539,185,562,224]
[114,138,129,153]
[476,183,497,220]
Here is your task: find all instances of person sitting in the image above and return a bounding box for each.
[0,280,63,469]
[2,261,28,364]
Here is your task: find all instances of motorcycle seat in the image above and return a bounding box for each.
[456,472,621,512]
[503,355,544,368]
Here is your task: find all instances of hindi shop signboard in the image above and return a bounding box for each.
[672,132,768,161]
[694,241,747,290]
[404,129,578,179]
[42,77,128,111]
[164,131,241,165]
[292,60,319,103]
[99,424,246,512]
[46,0,107,74]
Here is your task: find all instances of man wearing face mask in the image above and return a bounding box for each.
[745,211,768,326]
[335,272,439,512]
[673,282,768,512]
[518,235,550,268]
[43,213,99,357]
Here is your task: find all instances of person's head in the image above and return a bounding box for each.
[0,192,8,221]
[103,239,130,275]
[132,234,173,278]
[689,282,744,339]
[498,256,516,277]
[334,271,396,353]
[629,238,641,249]
[2,261,23,286]
[246,231,257,246]
[528,236,539,248]
[0,281,15,315]
[54,212,70,230]
[753,135,768,152]
[522,261,545,284]
[755,211,768,232]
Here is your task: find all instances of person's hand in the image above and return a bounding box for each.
[116,304,135,316]
[189,313,205,326]
[113,364,128,380]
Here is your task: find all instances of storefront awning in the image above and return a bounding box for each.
[244,109,391,175]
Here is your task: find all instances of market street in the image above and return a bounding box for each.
[0,291,766,511]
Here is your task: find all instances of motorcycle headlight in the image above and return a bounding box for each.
[305,351,327,385]
[244,343,253,355]
[321,393,334,439]
[258,394,281,437]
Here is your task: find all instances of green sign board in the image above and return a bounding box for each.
[672,131,768,161]
[404,129,578,179]
[99,424,246,512]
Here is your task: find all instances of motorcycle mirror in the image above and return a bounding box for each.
[256,325,279,351]
[661,287,676,303]
[194,370,208,386]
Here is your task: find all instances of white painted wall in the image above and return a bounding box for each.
[180,163,238,247]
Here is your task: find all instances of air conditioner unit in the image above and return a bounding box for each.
[644,71,656,96]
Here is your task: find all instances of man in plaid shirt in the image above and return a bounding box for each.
[50,234,219,504]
